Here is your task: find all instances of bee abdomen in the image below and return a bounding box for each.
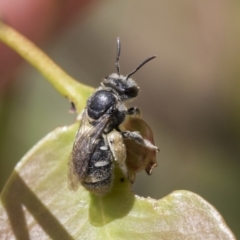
[82,138,113,195]
[82,176,112,196]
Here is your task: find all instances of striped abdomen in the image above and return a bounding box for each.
[81,136,113,195]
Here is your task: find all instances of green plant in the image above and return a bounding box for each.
[0,22,236,239]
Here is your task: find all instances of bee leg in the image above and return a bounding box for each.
[69,101,76,113]
[122,131,159,152]
[127,107,141,118]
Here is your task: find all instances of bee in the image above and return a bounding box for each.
[68,38,159,195]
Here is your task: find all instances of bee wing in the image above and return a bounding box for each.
[68,110,111,191]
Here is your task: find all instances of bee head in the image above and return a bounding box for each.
[102,73,139,100]
[102,38,156,101]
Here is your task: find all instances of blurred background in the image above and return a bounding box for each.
[0,0,239,237]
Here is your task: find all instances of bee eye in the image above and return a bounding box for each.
[125,86,138,97]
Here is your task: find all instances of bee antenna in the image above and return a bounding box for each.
[126,55,156,80]
[116,38,121,76]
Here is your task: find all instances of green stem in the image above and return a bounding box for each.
[0,22,93,112]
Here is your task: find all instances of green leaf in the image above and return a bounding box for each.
[0,124,236,239]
